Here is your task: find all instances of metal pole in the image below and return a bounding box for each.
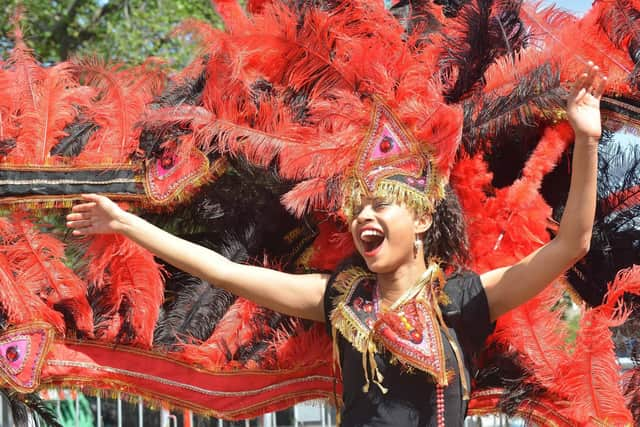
[161,407,169,427]
[138,397,144,427]
[75,394,80,427]
[96,396,102,427]
[117,393,123,427]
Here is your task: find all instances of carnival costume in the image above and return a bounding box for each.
[0,0,639,425]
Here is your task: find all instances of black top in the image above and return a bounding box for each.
[323,271,494,427]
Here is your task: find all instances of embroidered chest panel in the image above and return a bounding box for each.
[329,267,449,386]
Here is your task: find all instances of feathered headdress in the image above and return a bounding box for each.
[160,0,463,220]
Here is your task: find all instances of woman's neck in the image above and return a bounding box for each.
[376,258,428,309]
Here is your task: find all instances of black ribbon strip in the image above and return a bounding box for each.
[0,168,143,197]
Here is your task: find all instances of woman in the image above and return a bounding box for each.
[67,63,605,426]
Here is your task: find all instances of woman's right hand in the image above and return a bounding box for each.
[66,194,129,236]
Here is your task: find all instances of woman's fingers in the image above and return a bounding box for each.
[593,75,607,98]
[71,228,89,236]
[71,202,96,213]
[67,219,93,229]
[66,212,90,222]
[570,72,588,97]
[80,193,102,202]
[570,62,606,104]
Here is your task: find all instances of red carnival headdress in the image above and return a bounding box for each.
[0,0,639,425]
[156,0,463,220]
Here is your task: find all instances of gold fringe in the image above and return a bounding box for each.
[329,263,470,401]
[342,176,447,221]
[429,282,470,400]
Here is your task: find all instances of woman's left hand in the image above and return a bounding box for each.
[566,61,607,140]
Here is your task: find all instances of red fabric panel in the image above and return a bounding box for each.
[41,340,337,419]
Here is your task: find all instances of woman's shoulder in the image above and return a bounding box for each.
[441,269,494,354]
[442,270,483,300]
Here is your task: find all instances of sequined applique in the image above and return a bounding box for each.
[329,266,449,387]
[0,322,55,393]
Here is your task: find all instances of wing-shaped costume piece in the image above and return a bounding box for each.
[0,0,639,425]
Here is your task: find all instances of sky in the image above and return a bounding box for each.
[542,0,593,14]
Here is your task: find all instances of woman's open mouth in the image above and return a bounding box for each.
[360,228,385,256]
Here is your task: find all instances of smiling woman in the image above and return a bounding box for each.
[1,0,637,425]
[66,57,606,427]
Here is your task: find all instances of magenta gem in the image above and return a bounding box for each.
[5,346,19,362]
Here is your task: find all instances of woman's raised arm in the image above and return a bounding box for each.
[481,62,606,321]
[67,194,330,321]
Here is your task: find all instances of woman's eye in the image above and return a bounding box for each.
[373,201,389,210]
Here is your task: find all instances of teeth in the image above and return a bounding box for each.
[361,229,384,239]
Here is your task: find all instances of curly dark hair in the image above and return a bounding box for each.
[423,185,470,272]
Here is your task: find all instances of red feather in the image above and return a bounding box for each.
[271,321,332,370]
[551,268,640,424]
[556,308,633,424]
[179,298,263,369]
[74,58,165,164]
[84,234,164,348]
[0,65,19,145]
[10,62,94,164]
[0,251,65,332]
[210,0,250,33]
[0,213,93,336]
[491,283,570,392]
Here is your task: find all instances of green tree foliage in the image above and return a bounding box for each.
[0,0,221,68]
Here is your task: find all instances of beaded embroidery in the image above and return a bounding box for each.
[329,265,450,390]
[0,322,54,393]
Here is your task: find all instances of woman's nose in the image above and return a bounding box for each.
[356,204,375,223]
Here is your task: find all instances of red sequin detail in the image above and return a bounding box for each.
[379,137,394,153]
[5,346,19,363]
[409,330,422,344]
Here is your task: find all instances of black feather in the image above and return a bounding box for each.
[3,390,63,427]
[597,0,640,85]
[474,342,549,418]
[441,0,527,102]
[462,62,564,152]
[50,119,99,157]
[542,128,640,306]
[433,0,472,18]
[0,138,16,156]
[153,68,207,108]
[154,271,235,347]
